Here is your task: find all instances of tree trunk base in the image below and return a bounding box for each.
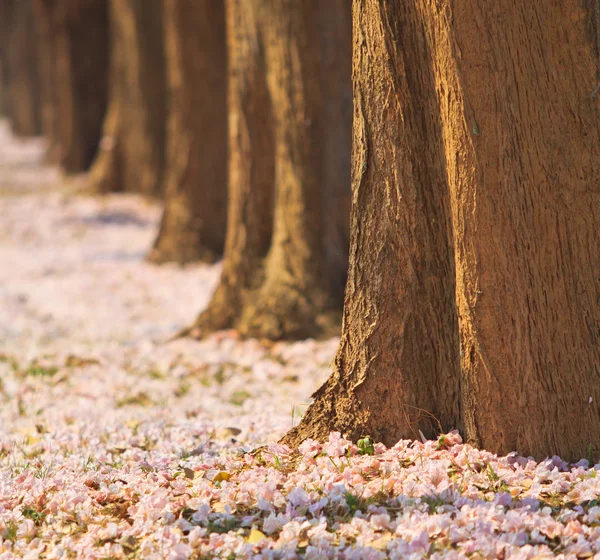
[238,283,337,340]
[281,379,340,448]
[187,283,240,338]
[89,113,121,195]
[189,279,340,341]
[146,246,219,266]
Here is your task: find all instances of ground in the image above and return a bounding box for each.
[1,121,600,559]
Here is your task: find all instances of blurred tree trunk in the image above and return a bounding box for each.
[188,0,351,340]
[4,0,42,136]
[32,0,109,171]
[32,0,61,161]
[90,0,166,196]
[320,0,352,308]
[0,1,13,117]
[54,0,109,172]
[285,0,600,463]
[0,58,7,116]
[189,0,275,334]
[148,0,227,264]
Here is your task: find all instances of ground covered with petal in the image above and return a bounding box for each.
[1,122,600,559]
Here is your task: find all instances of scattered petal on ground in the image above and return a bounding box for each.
[1,122,600,559]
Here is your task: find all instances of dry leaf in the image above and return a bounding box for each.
[247,529,266,544]
[371,534,393,550]
[183,467,196,479]
[212,471,232,483]
[216,427,242,438]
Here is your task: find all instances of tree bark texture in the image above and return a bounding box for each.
[286,0,600,462]
[90,0,166,196]
[3,0,42,136]
[190,0,351,341]
[148,0,227,264]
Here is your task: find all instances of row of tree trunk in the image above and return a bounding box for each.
[0,0,109,169]
[0,0,352,339]
[3,0,599,463]
[187,0,351,340]
[286,0,600,463]
[0,0,41,135]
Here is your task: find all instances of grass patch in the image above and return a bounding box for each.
[22,364,58,378]
[148,369,166,380]
[2,519,18,542]
[21,506,46,526]
[206,517,240,535]
[116,392,154,408]
[174,381,190,397]
[64,355,100,368]
[230,390,251,407]
[421,494,448,514]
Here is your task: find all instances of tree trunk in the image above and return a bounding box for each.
[0,1,13,117]
[0,56,7,116]
[189,0,351,341]
[320,0,353,307]
[57,0,109,172]
[35,0,109,173]
[286,0,600,462]
[148,0,227,264]
[32,0,61,162]
[90,0,166,196]
[4,0,42,136]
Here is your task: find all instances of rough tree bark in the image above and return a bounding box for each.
[3,0,42,136]
[148,0,227,264]
[285,0,600,462]
[90,0,166,196]
[188,0,351,341]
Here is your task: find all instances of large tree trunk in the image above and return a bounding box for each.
[286,0,600,462]
[188,0,351,341]
[90,0,166,196]
[3,0,42,136]
[148,0,227,264]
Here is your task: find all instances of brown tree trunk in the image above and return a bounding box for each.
[320,0,353,307]
[148,0,227,264]
[56,0,109,172]
[4,0,42,136]
[0,57,7,116]
[90,0,166,196]
[188,0,351,341]
[34,0,109,172]
[0,1,13,117]
[32,0,61,162]
[286,0,600,463]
